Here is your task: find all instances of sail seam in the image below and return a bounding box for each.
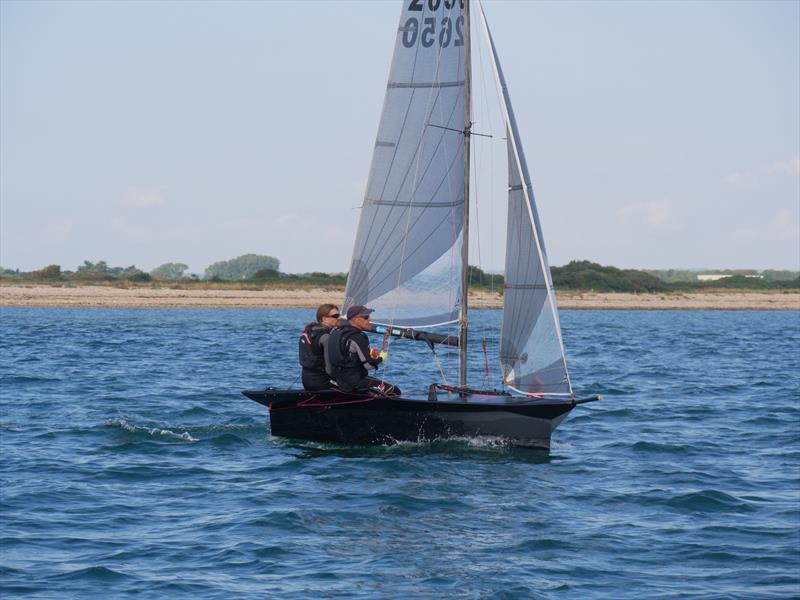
[365,198,464,207]
[388,81,464,89]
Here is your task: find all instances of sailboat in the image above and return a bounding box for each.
[243,0,600,450]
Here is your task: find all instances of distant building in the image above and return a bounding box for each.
[697,274,762,281]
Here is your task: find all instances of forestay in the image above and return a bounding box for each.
[477,2,572,396]
[344,0,467,328]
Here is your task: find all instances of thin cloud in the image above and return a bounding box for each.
[771,210,800,241]
[123,190,164,208]
[45,220,73,236]
[272,213,351,243]
[272,213,303,228]
[721,172,756,186]
[734,210,799,243]
[616,200,675,230]
[768,156,800,177]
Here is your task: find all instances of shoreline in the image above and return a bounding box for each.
[1,284,798,310]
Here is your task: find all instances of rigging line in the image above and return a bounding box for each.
[386,0,458,340]
[384,7,457,390]
[427,123,492,138]
[354,89,459,272]
[478,0,572,393]
[356,85,463,268]
[508,201,544,367]
[348,1,428,289]
[357,8,465,267]
[356,3,462,267]
[358,202,462,296]
[352,139,464,295]
[472,16,491,384]
[477,1,551,390]
[437,43,462,388]
[473,24,502,379]
[514,189,538,338]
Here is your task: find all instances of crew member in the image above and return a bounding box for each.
[298,303,340,391]
[326,304,400,395]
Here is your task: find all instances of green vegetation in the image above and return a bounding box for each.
[205,254,280,280]
[151,262,189,280]
[1,260,151,284]
[555,261,799,292]
[30,265,62,280]
[468,265,503,288]
[553,261,665,292]
[761,270,799,283]
[1,257,797,292]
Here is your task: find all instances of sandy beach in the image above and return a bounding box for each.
[1,284,798,310]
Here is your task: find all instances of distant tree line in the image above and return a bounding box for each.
[468,262,799,292]
[550,261,799,292]
[1,257,797,291]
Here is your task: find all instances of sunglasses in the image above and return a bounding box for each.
[326,313,340,319]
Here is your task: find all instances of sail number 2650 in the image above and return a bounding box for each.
[402,0,465,49]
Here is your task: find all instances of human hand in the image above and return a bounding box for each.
[379,350,388,364]
[370,348,379,360]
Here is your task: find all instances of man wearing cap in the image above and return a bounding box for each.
[325,305,399,395]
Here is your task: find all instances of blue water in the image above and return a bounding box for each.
[1,308,799,598]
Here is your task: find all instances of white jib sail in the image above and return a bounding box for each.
[343,0,467,328]
[477,1,572,396]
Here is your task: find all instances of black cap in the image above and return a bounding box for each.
[346,305,375,320]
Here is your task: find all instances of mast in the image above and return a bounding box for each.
[459,0,472,388]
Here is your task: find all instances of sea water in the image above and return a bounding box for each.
[1,307,798,598]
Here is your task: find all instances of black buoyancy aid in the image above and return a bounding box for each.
[299,326,329,370]
[326,326,365,376]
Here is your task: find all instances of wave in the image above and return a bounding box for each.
[104,418,198,442]
[0,374,62,384]
[48,565,133,582]
[631,440,696,455]
[666,489,755,513]
[211,432,252,447]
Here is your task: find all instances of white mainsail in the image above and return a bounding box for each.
[477,1,572,396]
[343,0,467,328]
[345,0,571,395]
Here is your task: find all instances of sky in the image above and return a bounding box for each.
[1,0,798,275]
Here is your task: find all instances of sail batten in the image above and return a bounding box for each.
[388,80,464,89]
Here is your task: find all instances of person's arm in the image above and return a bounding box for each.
[349,338,380,371]
[321,334,336,377]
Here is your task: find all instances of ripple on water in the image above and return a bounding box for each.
[1,308,798,598]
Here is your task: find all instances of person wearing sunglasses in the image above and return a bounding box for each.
[325,304,399,396]
[298,303,341,391]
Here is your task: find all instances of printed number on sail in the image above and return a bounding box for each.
[407,0,465,12]
[402,6,464,49]
[402,17,464,49]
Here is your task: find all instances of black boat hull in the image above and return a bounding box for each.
[242,388,581,450]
